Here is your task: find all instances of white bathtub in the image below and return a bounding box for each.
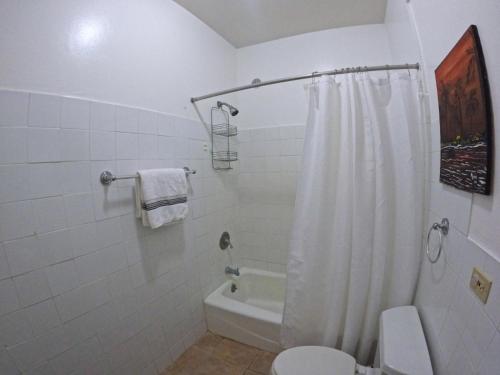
[204,268,286,352]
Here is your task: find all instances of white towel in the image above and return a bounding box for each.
[135,168,188,229]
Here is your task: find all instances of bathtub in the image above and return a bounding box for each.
[204,268,286,352]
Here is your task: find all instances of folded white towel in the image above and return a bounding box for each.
[135,168,188,229]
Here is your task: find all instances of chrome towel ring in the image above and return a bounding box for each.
[426,218,449,263]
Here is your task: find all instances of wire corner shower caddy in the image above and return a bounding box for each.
[211,102,239,170]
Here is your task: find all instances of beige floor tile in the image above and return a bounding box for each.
[166,346,211,373]
[249,351,277,374]
[190,356,246,375]
[193,331,224,354]
[162,333,275,375]
[213,338,260,367]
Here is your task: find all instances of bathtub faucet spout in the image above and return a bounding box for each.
[225,266,240,276]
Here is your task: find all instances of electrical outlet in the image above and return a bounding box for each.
[470,267,492,304]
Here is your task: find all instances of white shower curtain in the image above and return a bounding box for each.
[281,72,425,364]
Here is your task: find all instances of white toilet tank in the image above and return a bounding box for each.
[379,306,433,375]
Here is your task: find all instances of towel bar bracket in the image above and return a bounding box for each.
[100,167,196,186]
[100,171,115,185]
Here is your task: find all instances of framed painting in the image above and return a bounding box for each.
[435,25,493,195]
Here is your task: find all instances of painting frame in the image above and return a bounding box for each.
[435,25,493,195]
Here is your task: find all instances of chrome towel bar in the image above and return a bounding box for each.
[426,218,449,263]
[100,167,196,186]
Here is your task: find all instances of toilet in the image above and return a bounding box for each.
[271,306,433,375]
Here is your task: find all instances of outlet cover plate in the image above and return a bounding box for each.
[470,267,492,304]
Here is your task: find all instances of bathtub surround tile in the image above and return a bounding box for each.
[236,126,300,270]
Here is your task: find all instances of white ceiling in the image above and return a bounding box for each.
[174,0,387,48]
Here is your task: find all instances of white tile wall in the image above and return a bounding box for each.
[415,217,500,374]
[417,97,500,373]
[0,309,33,347]
[13,269,52,307]
[3,236,45,276]
[0,91,29,127]
[0,89,238,374]
[385,1,500,373]
[60,98,90,130]
[0,128,28,163]
[28,94,61,129]
[0,279,20,316]
[25,299,60,336]
[233,125,304,272]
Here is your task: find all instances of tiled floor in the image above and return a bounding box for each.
[162,332,277,375]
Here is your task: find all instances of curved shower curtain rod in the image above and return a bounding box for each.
[190,63,419,103]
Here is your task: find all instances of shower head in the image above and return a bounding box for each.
[217,101,239,116]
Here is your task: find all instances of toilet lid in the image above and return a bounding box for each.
[272,346,356,375]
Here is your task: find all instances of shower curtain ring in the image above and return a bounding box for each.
[311,71,318,85]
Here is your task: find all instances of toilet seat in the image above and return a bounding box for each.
[271,346,356,375]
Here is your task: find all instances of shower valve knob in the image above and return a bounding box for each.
[219,232,233,250]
